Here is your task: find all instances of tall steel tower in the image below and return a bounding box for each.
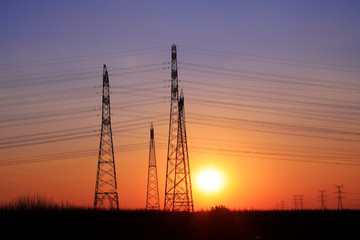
[172,90,194,211]
[164,44,194,212]
[164,44,180,211]
[335,185,344,210]
[94,64,119,209]
[146,123,160,210]
[298,194,304,210]
[293,195,298,210]
[319,190,326,210]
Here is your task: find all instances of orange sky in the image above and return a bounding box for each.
[1,88,359,210]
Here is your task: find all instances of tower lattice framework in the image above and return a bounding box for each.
[319,190,326,210]
[164,44,194,211]
[335,185,344,210]
[172,90,194,211]
[164,44,180,210]
[94,64,119,209]
[146,123,160,210]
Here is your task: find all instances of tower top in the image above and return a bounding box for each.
[150,122,154,138]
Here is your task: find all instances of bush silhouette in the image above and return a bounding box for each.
[210,205,231,213]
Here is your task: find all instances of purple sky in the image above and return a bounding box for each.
[1,1,359,65]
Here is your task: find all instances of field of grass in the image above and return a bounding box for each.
[1,195,358,239]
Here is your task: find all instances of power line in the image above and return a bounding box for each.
[179,45,360,73]
[0,46,169,69]
[180,62,360,91]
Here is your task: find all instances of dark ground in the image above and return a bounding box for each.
[0,207,358,239]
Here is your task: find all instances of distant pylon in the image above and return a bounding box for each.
[280,201,285,210]
[172,90,194,211]
[94,64,119,210]
[146,123,160,210]
[298,194,304,210]
[293,195,298,210]
[335,185,344,210]
[319,190,326,210]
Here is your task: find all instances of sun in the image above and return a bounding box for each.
[197,168,224,193]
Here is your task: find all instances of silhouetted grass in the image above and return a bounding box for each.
[1,196,359,239]
[0,193,84,212]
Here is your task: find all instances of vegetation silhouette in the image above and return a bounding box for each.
[1,194,359,239]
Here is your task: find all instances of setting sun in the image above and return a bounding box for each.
[197,168,224,193]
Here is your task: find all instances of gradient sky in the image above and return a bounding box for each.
[1,0,360,210]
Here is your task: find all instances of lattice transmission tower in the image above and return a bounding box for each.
[335,185,344,210]
[173,90,194,211]
[319,190,326,210]
[164,44,194,212]
[146,123,160,210]
[298,194,304,210]
[293,195,298,210]
[94,64,119,209]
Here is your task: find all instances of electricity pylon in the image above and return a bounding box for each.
[280,200,285,210]
[172,90,194,211]
[164,44,180,211]
[335,185,344,210]
[164,44,194,211]
[298,194,304,210]
[319,190,326,210]
[146,123,160,210]
[293,195,298,210]
[94,64,119,210]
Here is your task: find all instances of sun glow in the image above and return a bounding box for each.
[197,168,224,193]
